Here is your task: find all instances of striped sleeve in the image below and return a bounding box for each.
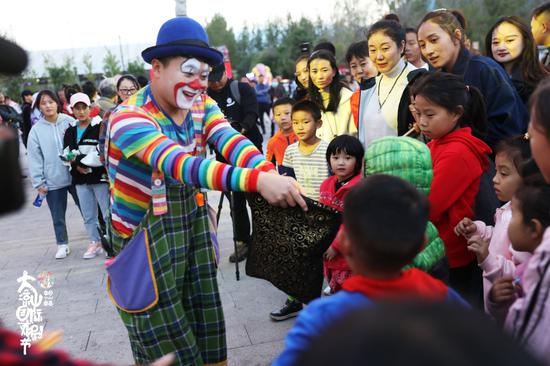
[203,97,274,172]
[110,106,264,192]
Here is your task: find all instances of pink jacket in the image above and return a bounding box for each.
[475,202,531,312]
[504,228,550,364]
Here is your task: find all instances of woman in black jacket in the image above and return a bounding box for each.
[63,93,109,259]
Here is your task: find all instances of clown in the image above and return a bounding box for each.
[106,17,305,365]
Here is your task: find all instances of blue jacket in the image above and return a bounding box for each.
[272,288,465,366]
[255,83,272,104]
[451,48,528,149]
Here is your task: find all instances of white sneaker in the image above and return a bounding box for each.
[55,245,70,259]
[83,242,103,259]
[323,285,333,296]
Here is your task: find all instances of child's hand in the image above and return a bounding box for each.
[454,218,477,238]
[324,247,337,261]
[489,277,516,304]
[467,235,489,263]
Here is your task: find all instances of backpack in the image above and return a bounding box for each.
[229,80,241,105]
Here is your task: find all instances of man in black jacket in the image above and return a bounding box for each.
[208,63,263,262]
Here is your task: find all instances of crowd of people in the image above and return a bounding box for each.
[3,3,550,366]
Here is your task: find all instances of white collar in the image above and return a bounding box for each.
[383,59,407,79]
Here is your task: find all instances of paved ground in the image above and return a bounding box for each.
[0,147,294,365]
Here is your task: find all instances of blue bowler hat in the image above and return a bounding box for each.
[142,17,223,66]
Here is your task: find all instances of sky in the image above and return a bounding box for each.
[2,0,378,52]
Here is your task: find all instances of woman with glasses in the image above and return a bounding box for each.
[116,74,140,103]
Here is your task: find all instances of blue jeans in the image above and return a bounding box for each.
[75,183,110,242]
[46,185,79,245]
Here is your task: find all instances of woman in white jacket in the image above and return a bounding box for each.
[307,50,356,142]
[27,90,78,259]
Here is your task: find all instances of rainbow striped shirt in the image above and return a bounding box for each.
[107,86,274,238]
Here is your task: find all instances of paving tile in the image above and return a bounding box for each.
[228,340,286,366]
[227,323,252,349]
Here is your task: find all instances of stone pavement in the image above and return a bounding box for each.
[0,175,295,365]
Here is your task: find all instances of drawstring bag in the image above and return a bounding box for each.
[106,228,159,313]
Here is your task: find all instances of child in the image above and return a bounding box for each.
[63,93,109,259]
[319,135,364,294]
[273,175,465,366]
[487,175,550,363]
[266,97,298,166]
[280,100,329,201]
[490,79,550,363]
[411,72,491,308]
[345,41,378,85]
[455,136,533,311]
[270,100,329,321]
[365,136,447,281]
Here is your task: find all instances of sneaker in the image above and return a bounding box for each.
[269,299,303,321]
[229,241,248,263]
[83,241,103,259]
[323,285,333,296]
[55,245,70,259]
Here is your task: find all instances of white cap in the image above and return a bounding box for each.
[69,92,91,108]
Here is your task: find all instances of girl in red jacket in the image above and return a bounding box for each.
[319,135,364,294]
[411,72,491,307]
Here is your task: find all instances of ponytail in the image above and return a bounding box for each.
[411,72,487,139]
[464,85,488,139]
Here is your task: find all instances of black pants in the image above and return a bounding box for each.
[215,151,256,246]
[449,260,483,309]
[226,191,251,244]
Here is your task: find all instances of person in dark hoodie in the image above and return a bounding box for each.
[207,62,264,262]
[417,9,528,150]
[485,16,550,106]
[20,90,33,148]
[63,93,109,259]
[411,72,491,308]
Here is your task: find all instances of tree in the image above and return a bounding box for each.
[328,0,382,63]
[103,49,121,77]
[275,16,318,77]
[127,58,146,77]
[44,54,78,89]
[235,25,253,75]
[82,53,95,81]
[205,14,239,73]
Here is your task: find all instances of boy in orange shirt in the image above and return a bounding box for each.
[266,97,298,166]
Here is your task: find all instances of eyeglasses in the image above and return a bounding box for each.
[118,88,137,94]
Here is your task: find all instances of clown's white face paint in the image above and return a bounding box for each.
[173,58,209,110]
